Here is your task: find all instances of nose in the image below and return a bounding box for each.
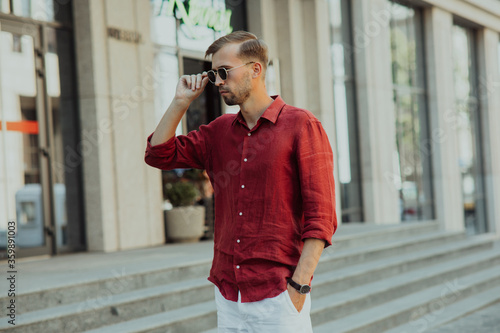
[215,74,225,87]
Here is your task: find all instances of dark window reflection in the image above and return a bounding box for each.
[329,0,364,223]
[452,24,487,235]
[10,0,72,24]
[389,1,434,222]
[46,26,85,250]
[183,57,222,132]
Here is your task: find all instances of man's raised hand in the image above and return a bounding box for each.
[175,72,210,105]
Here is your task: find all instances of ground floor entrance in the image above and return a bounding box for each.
[0,17,84,258]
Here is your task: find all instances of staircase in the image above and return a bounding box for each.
[1,221,499,333]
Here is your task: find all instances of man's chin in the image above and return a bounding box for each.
[222,95,237,106]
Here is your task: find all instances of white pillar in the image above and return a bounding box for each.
[424,7,464,232]
[352,0,400,224]
[73,0,164,251]
[477,28,500,236]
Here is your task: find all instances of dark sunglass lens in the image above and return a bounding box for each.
[207,71,216,83]
[218,68,228,80]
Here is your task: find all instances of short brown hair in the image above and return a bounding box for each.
[205,31,269,70]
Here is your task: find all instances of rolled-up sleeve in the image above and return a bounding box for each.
[144,125,208,170]
[296,118,337,247]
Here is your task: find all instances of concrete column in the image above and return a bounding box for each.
[272,0,308,108]
[476,28,500,236]
[246,0,278,58]
[73,0,118,252]
[73,0,164,251]
[423,7,464,232]
[352,0,400,224]
[136,0,165,247]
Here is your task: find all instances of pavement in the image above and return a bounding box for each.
[6,222,399,294]
[3,221,500,332]
[8,239,214,294]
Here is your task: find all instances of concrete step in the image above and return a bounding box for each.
[3,223,490,333]
[313,264,500,333]
[312,233,495,297]
[201,328,218,333]
[331,221,439,251]
[0,277,213,333]
[82,299,217,333]
[76,239,500,333]
[0,222,435,316]
[0,256,212,315]
[310,245,500,326]
[386,285,500,333]
[1,229,473,333]
[0,222,444,316]
[316,229,465,274]
[422,299,500,333]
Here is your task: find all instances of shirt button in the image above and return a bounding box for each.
[237,239,241,243]
[248,133,251,136]
[241,185,245,188]
[244,158,248,162]
[239,212,243,216]
[236,265,240,269]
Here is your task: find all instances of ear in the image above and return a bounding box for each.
[251,62,264,79]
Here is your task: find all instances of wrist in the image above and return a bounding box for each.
[172,97,191,110]
[286,277,311,294]
[291,274,310,286]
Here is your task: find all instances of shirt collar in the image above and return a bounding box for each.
[231,95,285,127]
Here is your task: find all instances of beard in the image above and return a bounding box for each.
[220,73,252,106]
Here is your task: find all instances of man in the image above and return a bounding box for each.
[145,31,337,332]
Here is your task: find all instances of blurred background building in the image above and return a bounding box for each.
[1,0,499,258]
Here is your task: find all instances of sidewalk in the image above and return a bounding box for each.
[6,221,398,295]
[7,240,214,295]
[3,222,499,332]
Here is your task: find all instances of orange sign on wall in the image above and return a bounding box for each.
[0,121,39,134]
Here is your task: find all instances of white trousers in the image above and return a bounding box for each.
[214,286,313,333]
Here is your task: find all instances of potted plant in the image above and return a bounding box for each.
[164,180,206,243]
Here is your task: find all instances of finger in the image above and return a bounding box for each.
[196,73,203,89]
[191,75,196,90]
[183,75,191,89]
[201,76,209,87]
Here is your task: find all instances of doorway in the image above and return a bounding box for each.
[182,57,222,132]
[0,17,84,258]
[161,57,222,240]
[0,19,55,257]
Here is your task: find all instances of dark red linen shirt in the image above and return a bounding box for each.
[144,95,337,302]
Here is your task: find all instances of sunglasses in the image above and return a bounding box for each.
[207,62,255,84]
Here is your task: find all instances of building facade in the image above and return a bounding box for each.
[0,0,499,258]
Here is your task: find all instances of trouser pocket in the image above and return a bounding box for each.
[282,289,301,315]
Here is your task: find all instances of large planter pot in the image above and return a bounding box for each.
[164,205,205,243]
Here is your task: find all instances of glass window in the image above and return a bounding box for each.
[183,57,222,132]
[0,28,44,250]
[151,0,236,51]
[0,20,83,255]
[150,0,247,239]
[328,0,363,223]
[45,27,85,249]
[389,1,434,221]
[8,0,72,24]
[151,0,177,47]
[452,24,487,235]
